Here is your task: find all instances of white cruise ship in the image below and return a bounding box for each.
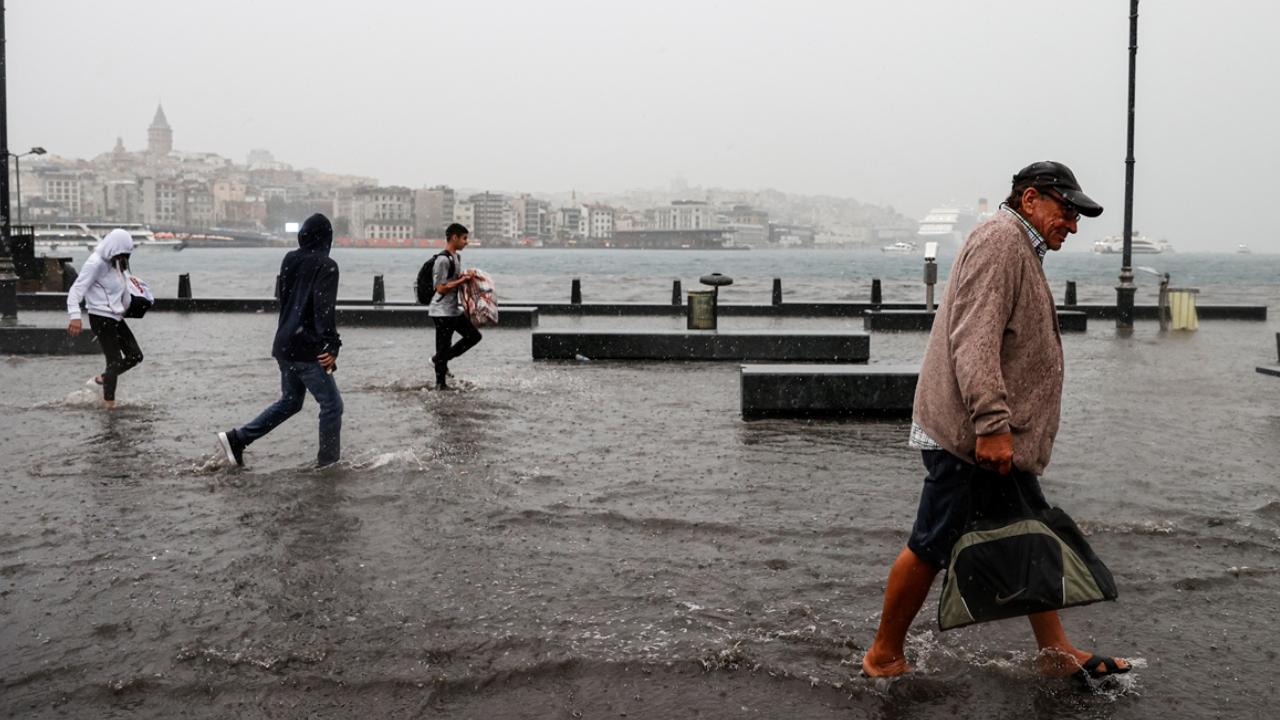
[916,203,983,252]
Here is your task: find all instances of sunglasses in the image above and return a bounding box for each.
[1038,187,1080,223]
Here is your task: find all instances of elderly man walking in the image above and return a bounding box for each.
[862,162,1130,681]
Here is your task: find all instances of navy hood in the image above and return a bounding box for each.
[273,213,341,361]
[298,213,333,253]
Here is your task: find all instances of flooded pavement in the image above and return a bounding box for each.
[2,309,1279,718]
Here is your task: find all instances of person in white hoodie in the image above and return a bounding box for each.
[66,229,144,408]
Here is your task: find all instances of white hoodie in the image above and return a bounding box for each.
[66,229,135,322]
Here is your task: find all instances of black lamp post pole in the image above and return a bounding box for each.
[12,151,20,225]
[1115,0,1139,329]
[0,0,16,320]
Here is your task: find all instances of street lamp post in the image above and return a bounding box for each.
[1115,0,1140,329]
[11,147,46,226]
[0,0,16,320]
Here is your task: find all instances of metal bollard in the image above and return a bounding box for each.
[671,279,682,306]
[178,273,192,299]
[1157,274,1170,331]
[571,278,582,305]
[1065,280,1078,307]
[372,274,385,304]
[772,278,782,306]
[871,278,882,306]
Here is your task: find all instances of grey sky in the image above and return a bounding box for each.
[10,0,1279,250]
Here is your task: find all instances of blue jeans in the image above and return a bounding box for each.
[237,358,343,465]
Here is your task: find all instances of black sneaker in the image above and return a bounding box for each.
[217,430,245,467]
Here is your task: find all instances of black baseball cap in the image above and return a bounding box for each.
[1011,161,1103,217]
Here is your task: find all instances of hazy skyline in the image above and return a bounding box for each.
[10,0,1280,251]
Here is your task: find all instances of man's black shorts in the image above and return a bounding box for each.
[907,449,1051,569]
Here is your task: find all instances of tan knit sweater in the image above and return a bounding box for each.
[912,211,1064,475]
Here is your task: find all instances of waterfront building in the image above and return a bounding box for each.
[511,194,551,244]
[140,177,182,226]
[42,171,85,219]
[723,203,769,227]
[769,222,816,247]
[414,185,455,239]
[646,200,721,231]
[452,200,475,235]
[101,179,141,224]
[583,203,615,240]
[468,192,514,244]
[349,186,415,241]
[555,206,583,243]
[183,180,216,228]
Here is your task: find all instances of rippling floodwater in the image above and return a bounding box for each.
[2,248,1279,718]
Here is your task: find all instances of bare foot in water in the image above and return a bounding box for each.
[861,650,911,677]
[103,400,117,410]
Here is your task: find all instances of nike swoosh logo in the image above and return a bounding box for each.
[994,588,1026,605]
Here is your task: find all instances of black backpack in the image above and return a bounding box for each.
[415,251,456,305]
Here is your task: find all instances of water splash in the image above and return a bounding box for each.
[346,449,426,471]
[32,388,105,409]
[193,450,233,474]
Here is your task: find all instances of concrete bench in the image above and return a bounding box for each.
[0,326,100,355]
[532,330,870,362]
[336,305,538,329]
[740,364,918,418]
[1254,332,1279,377]
[863,309,1087,332]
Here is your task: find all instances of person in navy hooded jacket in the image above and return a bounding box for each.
[218,213,343,467]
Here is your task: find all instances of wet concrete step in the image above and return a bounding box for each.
[740,363,918,418]
[532,330,870,362]
[336,305,537,328]
[863,309,1088,332]
[0,326,100,355]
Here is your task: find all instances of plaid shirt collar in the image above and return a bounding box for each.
[1000,203,1048,263]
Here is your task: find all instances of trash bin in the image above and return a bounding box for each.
[687,290,716,330]
[1167,287,1199,331]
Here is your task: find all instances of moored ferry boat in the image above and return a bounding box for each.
[881,241,917,253]
[1092,232,1172,254]
[33,222,183,252]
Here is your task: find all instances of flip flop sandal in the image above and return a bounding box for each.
[1078,654,1130,681]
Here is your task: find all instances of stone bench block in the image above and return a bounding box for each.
[336,305,537,329]
[740,363,918,418]
[532,330,870,362]
[863,309,1087,332]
